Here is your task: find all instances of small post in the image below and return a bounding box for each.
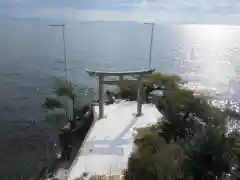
[119,76,123,94]
[99,76,104,119]
[47,24,68,80]
[119,76,123,81]
[61,25,68,80]
[144,22,155,68]
[137,76,143,116]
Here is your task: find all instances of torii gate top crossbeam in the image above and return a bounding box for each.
[86,68,155,77]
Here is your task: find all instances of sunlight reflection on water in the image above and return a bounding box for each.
[177,25,240,132]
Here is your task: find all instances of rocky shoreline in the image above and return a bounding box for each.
[37,104,94,180]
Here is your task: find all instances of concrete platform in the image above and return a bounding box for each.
[67,100,162,180]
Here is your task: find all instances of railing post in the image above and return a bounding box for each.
[137,76,143,116]
[99,76,104,119]
[119,76,123,94]
[119,76,123,82]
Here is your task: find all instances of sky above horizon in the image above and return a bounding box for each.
[1,0,240,24]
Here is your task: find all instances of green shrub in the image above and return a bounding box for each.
[124,72,240,180]
[183,126,234,180]
[125,127,185,180]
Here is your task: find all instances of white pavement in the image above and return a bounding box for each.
[67,100,163,180]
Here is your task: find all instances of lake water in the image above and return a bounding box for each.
[1,21,240,179]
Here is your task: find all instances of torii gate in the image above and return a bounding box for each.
[86,69,155,119]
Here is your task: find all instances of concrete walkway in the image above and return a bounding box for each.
[68,100,162,180]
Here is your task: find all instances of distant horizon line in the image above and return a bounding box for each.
[1,17,240,27]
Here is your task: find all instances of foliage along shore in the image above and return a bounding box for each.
[117,72,240,180]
